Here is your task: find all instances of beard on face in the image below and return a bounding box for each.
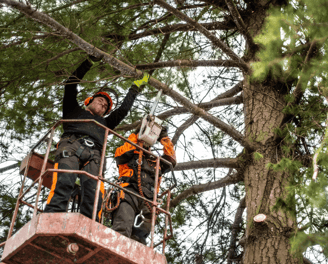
[86,102,106,116]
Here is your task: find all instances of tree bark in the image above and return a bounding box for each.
[241,1,302,262]
[242,82,301,263]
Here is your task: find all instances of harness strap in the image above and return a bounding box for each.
[75,145,86,158]
[59,150,75,159]
[82,150,98,168]
[59,141,100,165]
[89,149,95,161]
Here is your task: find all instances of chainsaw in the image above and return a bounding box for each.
[138,90,163,147]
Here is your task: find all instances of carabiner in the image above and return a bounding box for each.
[84,139,95,148]
[134,210,145,228]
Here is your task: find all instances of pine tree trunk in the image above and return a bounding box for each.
[242,82,302,263]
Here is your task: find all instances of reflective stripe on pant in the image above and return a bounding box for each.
[44,138,105,222]
[111,187,151,245]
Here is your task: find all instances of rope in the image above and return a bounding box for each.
[104,183,121,213]
[104,141,159,216]
[137,141,153,214]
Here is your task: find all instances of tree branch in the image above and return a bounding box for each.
[213,81,243,100]
[136,34,170,90]
[105,21,234,41]
[33,47,80,68]
[131,4,209,33]
[47,0,87,14]
[2,0,256,150]
[172,115,199,145]
[116,81,243,133]
[1,0,87,29]
[161,95,243,118]
[292,41,317,103]
[227,196,246,264]
[174,158,240,171]
[170,171,240,208]
[0,33,54,51]
[149,33,171,76]
[154,0,248,71]
[171,82,243,144]
[116,95,242,131]
[224,0,254,48]
[136,59,246,71]
[303,257,313,264]
[0,163,19,173]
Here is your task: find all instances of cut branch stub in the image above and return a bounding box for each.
[253,213,266,222]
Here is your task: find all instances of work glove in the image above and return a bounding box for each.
[158,126,168,142]
[133,73,150,92]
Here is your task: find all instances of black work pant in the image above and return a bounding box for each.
[44,138,105,222]
[111,187,152,245]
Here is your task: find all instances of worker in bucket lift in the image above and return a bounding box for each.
[44,55,150,222]
[111,125,176,245]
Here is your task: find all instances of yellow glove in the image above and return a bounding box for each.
[133,73,150,87]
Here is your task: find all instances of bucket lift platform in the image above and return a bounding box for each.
[2,212,167,264]
[1,120,175,264]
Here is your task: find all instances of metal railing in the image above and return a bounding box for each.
[4,119,175,254]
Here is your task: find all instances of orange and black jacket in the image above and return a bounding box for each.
[114,133,176,196]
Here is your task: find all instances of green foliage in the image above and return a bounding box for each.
[2,0,328,262]
[253,152,263,161]
[252,0,328,88]
[291,231,328,257]
[0,0,197,155]
[0,185,32,244]
[266,158,302,174]
[272,195,296,217]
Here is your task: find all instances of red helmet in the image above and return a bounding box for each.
[84,91,113,115]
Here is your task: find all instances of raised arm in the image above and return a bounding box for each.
[105,85,139,129]
[63,59,92,117]
[106,73,150,129]
[158,127,177,173]
[160,136,177,173]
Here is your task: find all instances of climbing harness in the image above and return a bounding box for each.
[104,90,165,218]
[57,134,100,168]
